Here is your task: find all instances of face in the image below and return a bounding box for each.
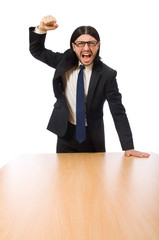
[72,34,100,66]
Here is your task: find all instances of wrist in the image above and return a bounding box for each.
[34,26,47,34]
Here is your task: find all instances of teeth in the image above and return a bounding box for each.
[82,54,91,58]
[82,53,91,59]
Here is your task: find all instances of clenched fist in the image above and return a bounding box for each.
[38,15,58,31]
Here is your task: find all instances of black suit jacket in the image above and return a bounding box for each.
[29,27,134,152]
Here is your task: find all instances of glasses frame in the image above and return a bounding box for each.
[74,40,99,48]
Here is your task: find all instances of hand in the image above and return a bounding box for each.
[38,15,58,31]
[125,149,150,158]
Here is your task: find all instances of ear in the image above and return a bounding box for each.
[72,42,76,51]
[97,41,100,49]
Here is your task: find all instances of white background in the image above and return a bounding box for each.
[0,0,159,166]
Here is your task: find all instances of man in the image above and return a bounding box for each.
[29,15,150,157]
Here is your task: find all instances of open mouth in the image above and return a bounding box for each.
[82,53,91,59]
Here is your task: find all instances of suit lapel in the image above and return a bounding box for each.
[87,64,102,109]
[54,49,77,79]
[53,49,103,109]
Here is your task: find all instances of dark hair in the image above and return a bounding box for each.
[70,26,101,64]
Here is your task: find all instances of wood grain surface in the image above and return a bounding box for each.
[0,152,159,240]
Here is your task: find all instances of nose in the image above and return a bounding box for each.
[83,42,90,50]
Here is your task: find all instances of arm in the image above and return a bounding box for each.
[29,15,63,68]
[106,72,134,150]
[106,73,150,158]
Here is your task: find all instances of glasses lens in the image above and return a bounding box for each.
[88,41,97,47]
[75,42,85,47]
[75,41,98,47]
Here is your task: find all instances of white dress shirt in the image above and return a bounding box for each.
[62,64,92,125]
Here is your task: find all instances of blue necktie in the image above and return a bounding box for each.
[76,65,86,143]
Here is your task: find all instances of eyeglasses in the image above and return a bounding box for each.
[74,41,99,48]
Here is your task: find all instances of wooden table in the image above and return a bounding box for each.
[0,152,159,240]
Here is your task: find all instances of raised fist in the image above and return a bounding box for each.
[38,15,58,31]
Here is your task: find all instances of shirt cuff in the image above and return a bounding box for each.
[34,26,47,34]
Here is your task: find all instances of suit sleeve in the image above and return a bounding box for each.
[106,71,134,150]
[29,27,63,68]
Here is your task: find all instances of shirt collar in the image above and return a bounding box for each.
[78,62,93,71]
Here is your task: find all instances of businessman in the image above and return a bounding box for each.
[29,15,150,157]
